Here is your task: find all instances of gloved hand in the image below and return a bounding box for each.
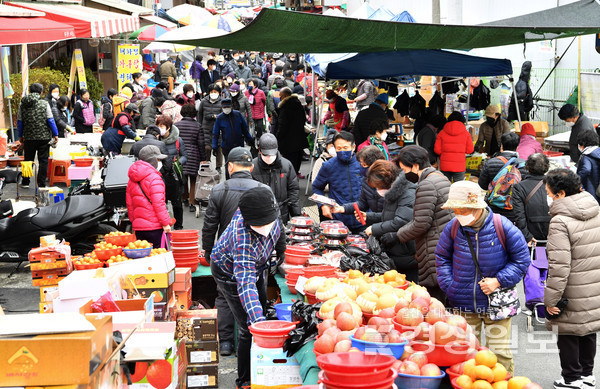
[380,232,399,249]
[134,135,142,141]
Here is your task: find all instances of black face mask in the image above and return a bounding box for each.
[405,171,419,183]
[486,116,497,126]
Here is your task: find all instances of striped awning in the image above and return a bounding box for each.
[8,2,139,38]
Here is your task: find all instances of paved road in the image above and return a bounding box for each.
[0,157,598,388]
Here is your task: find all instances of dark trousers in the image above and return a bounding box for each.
[134,229,164,249]
[166,179,183,229]
[442,171,465,183]
[215,289,235,343]
[23,140,50,187]
[222,148,233,179]
[254,118,265,140]
[557,333,597,382]
[282,150,302,174]
[211,260,267,386]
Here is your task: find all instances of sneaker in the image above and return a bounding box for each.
[236,381,251,389]
[20,183,29,189]
[189,204,196,213]
[297,173,306,179]
[582,376,596,388]
[554,378,584,389]
[220,341,234,356]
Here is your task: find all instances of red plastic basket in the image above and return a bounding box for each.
[94,247,123,261]
[249,320,296,348]
[105,234,136,247]
[305,292,318,304]
[73,158,93,167]
[304,265,336,278]
[319,368,397,389]
[410,340,471,367]
[543,150,564,157]
[170,229,199,241]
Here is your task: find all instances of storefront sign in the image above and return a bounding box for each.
[1,47,13,98]
[117,44,142,90]
[68,49,87,97]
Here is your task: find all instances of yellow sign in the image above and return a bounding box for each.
[117,44,142,90]
[67,49,87,98]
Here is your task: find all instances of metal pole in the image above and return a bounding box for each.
[7,100,14,142]
[577,36,582,112]
[305,90,323,195]
[311,71,317,126]
[510,77,523,129]
[465,77,470,127]
[29,41,60,67]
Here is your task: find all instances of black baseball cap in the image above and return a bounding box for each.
[227,147,252,163]
[258,133,278,156]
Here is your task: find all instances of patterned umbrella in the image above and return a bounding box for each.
[142,42,195,54]
[201,14,244,32]
[166,4,212,26]
[129,25,168,41]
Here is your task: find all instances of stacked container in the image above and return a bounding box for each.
[170,230,200,272]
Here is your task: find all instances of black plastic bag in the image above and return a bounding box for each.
[264,298,278,320]
[338,236,393,275]
[283,300,322,356]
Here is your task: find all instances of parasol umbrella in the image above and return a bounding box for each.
[158,24,227,45]
[143,42,195,54]
[201,14,244,32]
[129,25,168,41]
[166,4,212,26]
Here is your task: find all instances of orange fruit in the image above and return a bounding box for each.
[463,359,477,381]
[507,377,531,389]
[457,375,473,389]
[472,380,494,389]
[493,381,508,389]
[474,365,494,383]
[491,363,508,382]
[475,349,497,368]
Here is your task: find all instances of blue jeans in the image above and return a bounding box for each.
[211,260,267,386]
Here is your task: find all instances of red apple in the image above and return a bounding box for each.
[354,326,366,340]
[336,331,353,343]
[425,308,447,325]
[368,316,389,329]
[409,297,430,314]
[336,312,359,331]
[361,327,383,342]
[314,335,336,354]
[421,363,442,376]
[415,322,431,341]
[334,339,352,352]
[334,301,353,319]
[402,308,424,326]
[446,314,468,331]
[395,299,410,313]
[379,307,396,319]
[146,360,172,389]
[348,347,361,352]
[400,344,414,361]
[387,329,403,343]
[323,326,341,340]
[407,351,428,368]
[130,362,149,382]
[400,360,421,375]
[317,319,336,336]
[411,289,431,304]
[392,359,403,371]
[431,321,453,345]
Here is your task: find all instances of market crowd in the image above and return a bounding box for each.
[16,51,600,389]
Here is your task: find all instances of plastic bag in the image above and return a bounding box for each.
[264,298,278,320]
[90,292,121,313]
[283,300,323,357]
[338,236,393,275]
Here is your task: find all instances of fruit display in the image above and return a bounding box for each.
[149,248,168,256]
[451,350,519,389]
[73,255,102,270]
[93,242,123,260]
[106,254,131,265]
[104,231,136,246]
[126,240,153,249]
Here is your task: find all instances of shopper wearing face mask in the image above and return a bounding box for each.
[212,98,254,170]
[51,95,75,137]
[175,84,196,107]
[210,186,282,389]
[474,104,511,156]
[357,119,390,160]
[45,84,60,110]
[558,103,596,164]
[352,93,390,147]
[229,83,253,128]
[434,115,474,182]
[383,145,453,300]
[575,130,600,204]
[139,88,165,129]
[101,103,141,155]
[216,55,233,79]
[321,89,349,132]
[200,59,219,97]
[235,59,252,81]
[251,134,300,223]
[436,180,530,375]
[313,131,364,233]
[127,145,172,248]
[198,84,224,172]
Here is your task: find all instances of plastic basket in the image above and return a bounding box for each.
[410,340,471,367]
[94,247,123,261]
[274,303,293,321]
[105,234,136,247]
[350,334,408,359]
[394,370,446,389]
[123,247,152,259]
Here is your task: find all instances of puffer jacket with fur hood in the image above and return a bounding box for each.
[126,160,171,231]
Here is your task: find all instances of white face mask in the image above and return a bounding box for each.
[455,213,476,226]
[376,189,388,197]
[231,92,239,97]
[327,146,336,157]
[251,221,275,237]
[186,92,194,98]
[380,132,388,142]
[223,108,232,115]
[547,196,554,207]
[240,85,246,91]
[233,56,239,61]
[156,161,163,171]
[52,92,60,100]
[261,154,276,165]
[158,126,167,136]
[218,61,225,65]
[209,93,219,100]
[579,146,585,153]
[565,121,575,128]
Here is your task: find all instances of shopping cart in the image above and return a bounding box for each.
[523,240,548,332]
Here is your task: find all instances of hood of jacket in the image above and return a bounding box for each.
[443,120,467,136]
[519,61,532,83]
[385,172,417,203]
[582,146,600,159]
[128,160,159,183]
[163,124,180,145]
[21,93,42,108]
[278,94,301,109]
[551,191,600,221]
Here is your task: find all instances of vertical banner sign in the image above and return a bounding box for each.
[1,47,14,98]
[117,44,142,90]
[68,49,87,98]
[21,44,28,97]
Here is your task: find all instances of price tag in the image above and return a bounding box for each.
[187,375,209,387]
[295,275,308,295]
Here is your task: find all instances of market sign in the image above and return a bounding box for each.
[117,44,142,90]
[67,48,87,98]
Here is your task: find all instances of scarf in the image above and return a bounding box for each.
[369,136,389,160]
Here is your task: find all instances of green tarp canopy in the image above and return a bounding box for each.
[158,2,600,52]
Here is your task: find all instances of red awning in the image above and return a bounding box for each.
[8,2,139,38]
[0,15,75,45]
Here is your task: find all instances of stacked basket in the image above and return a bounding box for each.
[170,230,200,272]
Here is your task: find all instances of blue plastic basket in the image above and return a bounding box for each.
[274,303,293,321]
[394,370,446,389]
[123,247,152,259]
[349,335,407,359]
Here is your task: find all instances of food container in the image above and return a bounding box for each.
[289,233,315,241]
[349,334,408,359]
[94,247,123,261]
[304,265,336,278]
[285,282,297,294]
[305,292,318,304]
[8,156,23,167]
[175,258,199,272]
[319,220,345,230]
[73,157,93,167]
[316,352,396,381]
[321,224,349,235]
[170,229,199,241]
[290,216,315,227]
[122,247,152,259]
[323,239,346,246]
[394,370,446,389]
[274,303,293,321]
[248,320,296,348]
[319,369,398,389]
[104,233,136,247]
[350,243,368,251]
[285,252,308,266]
[0,158,7,168]
[410,340,471,367]
[290,226,315,235]
[347,235,366,243]
[74,262,103,270]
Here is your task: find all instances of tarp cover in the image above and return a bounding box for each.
[159,5,600,52]
[307,50,513,80]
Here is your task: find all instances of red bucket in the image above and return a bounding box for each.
[410,340,471,367]
[249,320,296,348]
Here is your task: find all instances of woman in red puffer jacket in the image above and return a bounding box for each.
[434,119,475,182]
[126,145,172,248]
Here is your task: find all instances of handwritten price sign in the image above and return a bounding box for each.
[117,44,141,90]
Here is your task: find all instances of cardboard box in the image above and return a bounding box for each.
[58,267,124,301]
[174,268,192,292]
[154,295,177,322]
[185,340,219,366]
[52,296,93,313]
[514,121,549,137]
[79,297,154,324]
[39,301,53,313]
[176,309,218,341]
[186,364,219,388]
[118,252,176,289]
[0,314,113,387]
[40,286,59,302]
[250,344,302,388]
[175,288,192,311]
[32,268,70,287]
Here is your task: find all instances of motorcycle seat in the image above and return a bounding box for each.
[59,195,105,224]
[0,218,10,235]
[32,201,67,229]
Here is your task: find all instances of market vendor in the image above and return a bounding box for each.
[101,103,141,155]
[210,186,281,389]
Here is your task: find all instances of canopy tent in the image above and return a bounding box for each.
[158,6,600,52]
[158,25,227,46]
[141,15,177,29]
[142,42,195,54]
[0,15,75,45]
[306,50,513,80]
[129,25,168,41]
[166,4,212,26]
[481,0,598,28]
[8,2,139,38]
[349,3,374,19]
[368,6,395,21]
[322,8,346,17]
[391,11,416,23]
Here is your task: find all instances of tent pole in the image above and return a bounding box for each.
[311,71,317,126]
[8,101,14,142]
[510,77,523,129]
[306,88,323,195]
[29,41,59,67]
[465,78,470,127]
